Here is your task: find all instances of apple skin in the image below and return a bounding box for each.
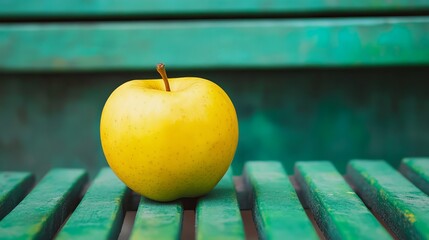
[100,77,238,202]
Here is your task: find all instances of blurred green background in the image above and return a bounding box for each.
[1,1,429,179]
[2,68,429,178]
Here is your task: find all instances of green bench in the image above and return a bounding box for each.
[1,1,429,178]
[2,1,429,177]
[1,159,429,239]
[1,1,429,239]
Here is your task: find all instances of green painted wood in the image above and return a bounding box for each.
[244,161,318,240]
[196,169,245,240]
[0,172,34,220]
[347,160,429,240]
[1,17,429,71]
[1,0,429,19]
[129,197,183,240]
[0,169,88,240]
[400,158,429,195]
[56,168,130,240]
[294,161,391,240]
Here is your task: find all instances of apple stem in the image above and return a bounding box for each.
[157,63,171,92]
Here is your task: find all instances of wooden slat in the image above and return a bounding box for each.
[196,169,245,240]
[244,161,318,239]
[1,0,429,19]
[56,168,130,240]
[400,158,429,195]
[129,197,183,240]
[295,161,391,240]
[0,172,34,220]
[1,17,429,71]
[0,169,88,240]
[347,160,429,239]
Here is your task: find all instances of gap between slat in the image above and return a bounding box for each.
[51,182,93,238]
[343,175,398,240]
[289,175,327,240]
[118,211,137,240]
[290,171,399,240]
[181,210,196,240]
[240,210,258,240]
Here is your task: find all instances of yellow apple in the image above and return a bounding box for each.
[100,64,238,202]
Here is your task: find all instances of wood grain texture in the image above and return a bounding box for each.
[244,161,318,240]
[129,197,183,240]
[56,168,130,240]
[347,160,429,240]
[1,0,429,19]
[0,172,34,220]
[400,158,429,195]
[1,17,429,71]
[196,169,245,240]
[0,169,88,240]
[294,161,391,240]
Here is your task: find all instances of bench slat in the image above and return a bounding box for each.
[347,160,429,239]
[0,169,88,240]
[1,0,429,19]
[129,197,183,240]
[1,17,429,71]
[56,168,130,240]
[400,158,429,195]
[295,161,391,240]
[196,169,245,240]
[0,172,34,220]
[244,161,318,239]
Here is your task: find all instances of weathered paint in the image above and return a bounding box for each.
[347,160,429,239]
[1,17,429,71]
[129,197,183,240]
[0,172,34,220]
[1,0,429,19]
[196,168,245,240]
[400,158,429,195]
[0,169,88,240]
[56,168,130,240]
[244,161,318,239]
[294,161,391,240]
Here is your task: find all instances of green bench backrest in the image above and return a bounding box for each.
[1,17,429,71]
[1,2,429,178]
[2,0,429,18]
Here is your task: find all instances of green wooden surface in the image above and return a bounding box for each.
[196,169,245,240]
[129,197,183,240]
[1,17,429,71]
[0,172,34,220]
[294,161,391,240]
[243,161,318,240]
[400,158,429,195]
[347,160,429,240]
[1,0,429,19]
[0,169,88,240]
[56,168,130,240]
